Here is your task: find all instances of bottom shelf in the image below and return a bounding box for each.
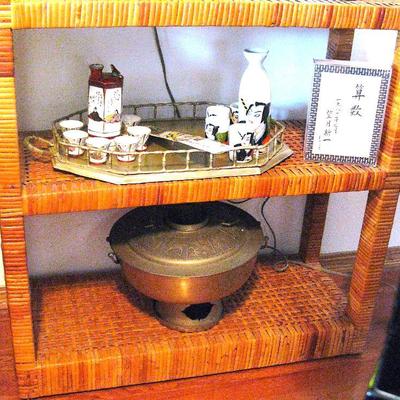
[30,263,356,398]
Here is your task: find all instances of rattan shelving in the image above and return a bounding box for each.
[21,121,387,215]
[1,1,400,399]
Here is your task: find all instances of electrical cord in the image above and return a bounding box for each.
[226,197,277,255]
[265,244,397,291]
[227,197,283,272]
[265,245,289,272]
[260,199,346,274]
[153,27,181,118]
[260,197,277,251]
[225,199,397,293]
[226,199,250,204]
[228,198,395,290]
[226,197,276,248]
[258,198,385,278]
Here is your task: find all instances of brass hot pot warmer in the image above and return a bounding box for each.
[108,202,264,332]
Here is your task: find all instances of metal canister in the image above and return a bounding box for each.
[88,64,123,138]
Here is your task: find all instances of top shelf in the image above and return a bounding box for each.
[21,121,386,216]
[10,0,400,30]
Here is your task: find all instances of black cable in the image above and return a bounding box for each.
[228,197,287,272]
[153,27,181,118]
[227,199,250,204]
[265,245,289,272]
[259,198,288,272]
[260,197,277,251]
[259,200,398,280]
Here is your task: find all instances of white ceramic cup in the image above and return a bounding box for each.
[59,119,84,132]
[114,135,141,162]
[122,114,142,129]
[205,115,224,142]
[229,102,240,124]
[85,137,112,164]
[127,126,151,151]
[205,105,230,142]
[63,129,88,156]
[228,122,253,163]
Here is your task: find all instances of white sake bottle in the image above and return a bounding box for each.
[238,49,271,145]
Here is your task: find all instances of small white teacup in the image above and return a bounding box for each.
[63,129,88,156]
[205,105,230,143]
[229,102,239,124]
[228,122,253,163]
[85,137,112,164]
[114,135,141,162]
[127,126,151,151]
[122,114,142,129]
[59,119,84,132]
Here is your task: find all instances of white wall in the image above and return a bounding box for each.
[14,27,326,130]
[0,28,398,282]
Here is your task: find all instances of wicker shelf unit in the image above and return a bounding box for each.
[1,1,400,399]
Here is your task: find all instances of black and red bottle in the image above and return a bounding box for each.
[88,64,123,138]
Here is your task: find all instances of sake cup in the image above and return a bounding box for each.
[127,126,151,151]
[206,105,230,120]
[85,137,112,164]
[63,129,88,156]
[114,135,141,162]
[229,102,239,124]
[228,122,253,163]
[205,115,228,143]
[59,119,84,132]
[122,114,142,129]
[205,105,230,143]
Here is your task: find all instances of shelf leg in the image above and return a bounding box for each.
[0,28,38,398]
[326,29,355,60]
[348,35,400,352]
[298,194,329,265]
[347,189,400,352]
[379,33,400,178]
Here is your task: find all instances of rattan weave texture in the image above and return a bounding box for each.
[21,121,387,215]
[1,5,399,397]
[0,28,36,397]
[10,0,400,30]
[31,264,354,396]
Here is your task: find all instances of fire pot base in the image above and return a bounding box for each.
[154,300,223,332]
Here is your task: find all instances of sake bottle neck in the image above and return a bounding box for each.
[244,49,268,68]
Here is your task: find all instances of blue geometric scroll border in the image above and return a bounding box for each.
[304,63,392,167]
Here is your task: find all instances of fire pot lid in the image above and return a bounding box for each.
[108,202,264,278]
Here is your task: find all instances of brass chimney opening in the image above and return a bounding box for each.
[166,203,209,232]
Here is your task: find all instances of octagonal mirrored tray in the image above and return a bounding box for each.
[25,102,293,185]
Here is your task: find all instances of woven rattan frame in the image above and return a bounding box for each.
[8,1,400,30]
[1,1,400,398]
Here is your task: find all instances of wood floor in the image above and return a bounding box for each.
[0,261,399,400]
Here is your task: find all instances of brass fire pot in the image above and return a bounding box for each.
[108,202,264,332]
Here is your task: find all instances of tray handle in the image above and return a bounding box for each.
[23,135,53,163]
